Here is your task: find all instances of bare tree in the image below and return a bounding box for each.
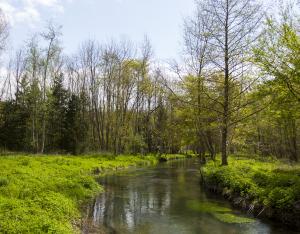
[0,9,8,54]
[0,9,9,100]
[23,36,42,152]
[79,40,102,148]
[40,23,62,153]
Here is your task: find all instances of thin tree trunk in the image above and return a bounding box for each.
[221,0,230,166]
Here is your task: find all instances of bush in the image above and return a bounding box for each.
[267,187,295,208]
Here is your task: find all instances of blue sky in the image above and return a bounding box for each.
[0,0,196,60]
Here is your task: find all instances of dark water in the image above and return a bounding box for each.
[82,159,297,234]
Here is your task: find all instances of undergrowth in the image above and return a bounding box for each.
[0,154,159,233]
[203,156,300,210]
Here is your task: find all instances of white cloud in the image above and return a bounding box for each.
[0,0,68,25]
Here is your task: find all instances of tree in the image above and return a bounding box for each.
[253,6,300,103]
[40,24,62,153]
[251,4,300,161]
[0,100,29,151]
[64,94,89,155]
[0,9,9,101]
[0,9,8,55]
[47,74,69,152]
[182,3,216,161]
[24,36,43,153]
[193,0,262,165]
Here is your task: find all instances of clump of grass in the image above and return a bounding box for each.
[0,154,159,233]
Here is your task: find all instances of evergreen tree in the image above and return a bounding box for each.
[47,74,69,152]
[64,94,89,155]
[0,100,29,151]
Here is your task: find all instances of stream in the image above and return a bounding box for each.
[82,159,297,234]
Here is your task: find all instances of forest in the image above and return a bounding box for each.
[0,1,299,164]
[0,0,299,233]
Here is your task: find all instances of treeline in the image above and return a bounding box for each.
[0,0,299,164]
[0,27,180,155]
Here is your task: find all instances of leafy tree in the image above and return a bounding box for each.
[254,13,300,103]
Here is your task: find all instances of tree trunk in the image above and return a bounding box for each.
[221,0,230,166]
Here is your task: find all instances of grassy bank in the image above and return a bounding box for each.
[202,156,300,228]
[0,154,160,233]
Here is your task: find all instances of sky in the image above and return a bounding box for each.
[0,0,196,61]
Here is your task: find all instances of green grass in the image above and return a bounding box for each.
[203,156,300,210]
[0,154,159,233]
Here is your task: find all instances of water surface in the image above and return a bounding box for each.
[82,159,296,234]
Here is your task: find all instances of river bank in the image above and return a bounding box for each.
[0,153,186,233]
[202,156,300,230]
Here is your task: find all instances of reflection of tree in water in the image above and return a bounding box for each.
[84,160,274,234]
[91,160,197,233]
[91,169,172,232]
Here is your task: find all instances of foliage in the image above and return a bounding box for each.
[46,74,69,152]
[0,154,160,233]
[0,1,299,163]
[203,156,300,210]
[253,14,300,103]
[0,100,29,151]
[64,94,89,155]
